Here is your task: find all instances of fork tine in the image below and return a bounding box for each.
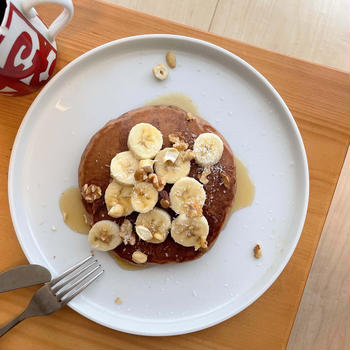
[51,259,98,293]
[55,265,102,300]
[60,269,104,306]
[49,255,94,286]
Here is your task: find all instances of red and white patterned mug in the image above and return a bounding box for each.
[0,0,73,96]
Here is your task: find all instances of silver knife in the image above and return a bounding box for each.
[0,265,51,293]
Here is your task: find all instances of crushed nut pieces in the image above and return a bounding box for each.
[81,184,102,203]
[220,172,230,189]
[182,149,195,161]
[148,173,166,191]
[159,190,170,209]
[185,202,203,218]
[134,168,148,182]
[254,244,262,259]
[168,132,188,151]
[199,167,211,184]
[186,112,195,121]
[120,219,136,245]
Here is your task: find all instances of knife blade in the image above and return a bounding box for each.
[0,265,51,292]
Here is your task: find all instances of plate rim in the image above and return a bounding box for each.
[8,34,309,336]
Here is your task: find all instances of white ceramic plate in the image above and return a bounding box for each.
[8,35,309,336]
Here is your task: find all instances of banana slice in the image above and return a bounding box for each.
[110,151,138,185]
[136,208,171,243]
[169,177,206,215]
[171,214,209,250]
[193,133,224,166]
[131,182,158,213]
[128,123,163,159]
[88,220,122,251]
[154,148,191,184]
[104,181,133,218]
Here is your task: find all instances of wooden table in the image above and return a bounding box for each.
[0,0,349,348]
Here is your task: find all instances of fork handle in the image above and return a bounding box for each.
[0,312,26,337]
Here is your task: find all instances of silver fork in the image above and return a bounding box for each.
[0,255,103,337]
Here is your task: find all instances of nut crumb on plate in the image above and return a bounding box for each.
[115,297,122,305]
[51,225,56,231]
[254,244,262,259]
[152,63,168,80]
[166,51,176,68]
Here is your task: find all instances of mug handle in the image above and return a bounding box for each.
[21,0,74,42]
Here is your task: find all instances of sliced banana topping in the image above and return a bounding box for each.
[131,182,158,213]
[110,151,138,185]
[135,225,153,241]
[88,220,121,251]
[171,214,209,250]
[104,181,133,218]
[136,208,171,243]
[193,133,224,166]
[169,177,206,215]
[128,123,163,159]
[154,148,191,184]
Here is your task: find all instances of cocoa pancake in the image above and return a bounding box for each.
[78,105,236,264]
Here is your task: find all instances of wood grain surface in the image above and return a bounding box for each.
[288,148,350,349]
[0,0,349,349]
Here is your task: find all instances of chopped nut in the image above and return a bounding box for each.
[120,219,136,245]
[132,250,148,264]
[115,297,123,305]
[159,190,170,209]
[90,250,94,255]
[185,202,203,218]
[199,167,211,185]
[200,236,208,249]
[166,51,176,68]
[51,225,56,231]
[134,168,148,181]
[182,149,195,161]
[148,173,165,191]
[168,133,188,151]
[186,112,195,121]
[164,148,179,163]
[136,225,153,241]
[254,244,262,259]
[220,172,230,189]
[81,184,102,203]
[139,159,154,173]
[152,63,168,80]
[108,204,124,218]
